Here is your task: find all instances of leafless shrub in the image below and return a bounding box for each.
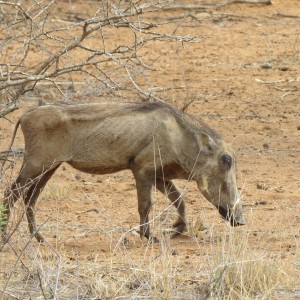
[0,0,194,117]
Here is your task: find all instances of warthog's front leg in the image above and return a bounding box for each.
[134,173,158,243]
[155,179,187,237]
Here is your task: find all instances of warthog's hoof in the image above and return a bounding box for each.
[33,232,46,243]
[137,230,160,244]
[0,233,9,250]
[162,221,187,238]
[148,236,160,244]
[162,228,185,239]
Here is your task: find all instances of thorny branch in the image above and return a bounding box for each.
[0,0,194,117]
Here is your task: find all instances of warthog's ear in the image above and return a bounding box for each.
[198,132,216,152]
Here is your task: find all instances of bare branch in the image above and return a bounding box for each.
[0,0,194,117]
[229,0,272,4]
[163,0,272,11]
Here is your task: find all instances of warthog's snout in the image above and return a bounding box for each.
[218,206,246,227]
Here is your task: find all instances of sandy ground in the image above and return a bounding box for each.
[0,0,299,299]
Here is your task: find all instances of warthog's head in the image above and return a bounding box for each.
[194,132,246,227]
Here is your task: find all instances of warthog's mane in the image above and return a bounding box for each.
[128,101,222,142]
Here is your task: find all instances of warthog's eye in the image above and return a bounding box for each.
[220,155,232,169]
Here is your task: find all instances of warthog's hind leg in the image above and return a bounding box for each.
[156,179,187,237]
[24,165,60,243]
[1,178,24,243]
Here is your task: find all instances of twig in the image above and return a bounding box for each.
[229,0,272,4]
[0,114,14,124]
[162,0,272,11]
[279,91,292,99]
[181,99,196,112]
[0,148,25,158]
[255,78,286,84]
[256,77,300,84]
[0,289,19,299]
[36,272,48,300]
[124,66,164,102]
[274,13,300,19]
[0,103,18,119]
[160,4,219,11]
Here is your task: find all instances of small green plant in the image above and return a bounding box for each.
[0,204,8,231]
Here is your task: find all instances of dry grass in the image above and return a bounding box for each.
[208,228,288,299]
[0,171,298,299]
[1,201,298,300]
[0,173,299,299]
[40,181,68,203]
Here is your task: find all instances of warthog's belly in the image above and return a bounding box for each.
[68,159,129,175]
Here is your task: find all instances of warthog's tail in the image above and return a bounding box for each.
[1,119,21,172]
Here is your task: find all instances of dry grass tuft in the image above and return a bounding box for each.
[187,216,208,237]
[209,229,288,299]
[40,181,68,202]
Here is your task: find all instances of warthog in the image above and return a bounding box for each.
[1,101,245,243]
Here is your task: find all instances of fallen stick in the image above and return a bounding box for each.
[255,78,286,84]
[275,13,300,18]
[162,0,272,11]
[159,4,219,11]
[229,0,272,4]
